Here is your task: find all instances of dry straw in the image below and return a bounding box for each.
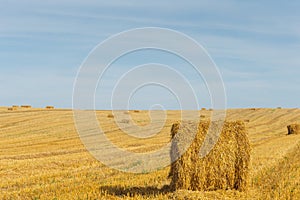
[287,124,300,135]
[169,120,251,192]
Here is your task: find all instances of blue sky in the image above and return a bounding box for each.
[1,0,300,109]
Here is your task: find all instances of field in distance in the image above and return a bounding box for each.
[0,107,300,199]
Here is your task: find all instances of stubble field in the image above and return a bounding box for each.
[1,107,300,199]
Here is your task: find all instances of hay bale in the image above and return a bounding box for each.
[287,124,300,135]
[201,108,206,111]
[244,119,250,123]
[133,110,140,113]
[7,106,18,111]
[200,115,205,119]
[21,105,31,108]
[45,106,54,109]
[169,120,251,192]
[107,114,114,118]
[12,105,19,108]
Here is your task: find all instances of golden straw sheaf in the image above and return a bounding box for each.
[287,124,300,135]
[169,120,251,192]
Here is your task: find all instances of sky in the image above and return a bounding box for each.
[1,0,300,109]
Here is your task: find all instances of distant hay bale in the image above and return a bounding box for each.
[200,115,205,119]
[21,105,31,109]
[277,107,282,109]
[45,106,54,109]
[8,107,17,111]
[287,124,300,135]
[250,108,256,111]
[208,108,213,111]
[12,105,19,108]
[201,108,206,111]
[133,110,140,113]
[107,114,114,118]
[169,120,251,192]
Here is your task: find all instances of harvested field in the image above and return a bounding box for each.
[0,107,300,199]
